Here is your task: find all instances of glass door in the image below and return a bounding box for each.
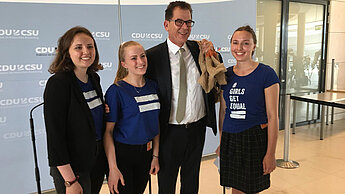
[256,0,281,74]
[286,2,327,123]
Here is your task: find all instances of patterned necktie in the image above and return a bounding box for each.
[176,48,187,123]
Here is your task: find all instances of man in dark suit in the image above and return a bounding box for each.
[145,1,217,194]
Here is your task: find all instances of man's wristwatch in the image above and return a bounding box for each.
[64,175,79,187]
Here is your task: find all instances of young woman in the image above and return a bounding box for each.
[104,41,160,194]
[44,26,107,194]
[217,25,280,194]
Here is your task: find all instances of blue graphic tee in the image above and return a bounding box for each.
[77,77,104,140]
[221,63,280,133]
[105,79,160,145]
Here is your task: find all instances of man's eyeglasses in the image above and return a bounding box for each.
[169,19,195,27]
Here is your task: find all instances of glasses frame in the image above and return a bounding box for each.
[169,19,195,27]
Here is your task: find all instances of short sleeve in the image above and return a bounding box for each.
[221,67,233,90]
[105,84,121,122]
[264,66,280,88]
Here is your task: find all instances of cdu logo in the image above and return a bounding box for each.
[35,47,56,56]
[0,64,43,73]
[0,116,6,124]
[0,82,3,89]
[227,58,236,65]
[131,32,163,40]
[0,29,39,39]
[0,97,43,107]
[3,129,45,140]
[39,80,47,87]
[2,130,29,140]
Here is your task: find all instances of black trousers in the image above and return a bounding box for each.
[50,140,107,194]
[115,141,153,194]
[158,118,206,194]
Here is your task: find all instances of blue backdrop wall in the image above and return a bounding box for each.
[0,1,255,193]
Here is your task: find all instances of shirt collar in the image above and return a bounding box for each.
[167,38,187,55]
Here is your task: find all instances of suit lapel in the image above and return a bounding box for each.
[186,40,210,117]
[160,41,172,105]
[186,40,201,74]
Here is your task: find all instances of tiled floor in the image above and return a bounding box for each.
[100,119,345,194]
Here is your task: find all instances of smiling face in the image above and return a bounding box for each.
[121,45,147,77]
[164,7,192,47]
[230,30,256,63]
[68,33,95,72]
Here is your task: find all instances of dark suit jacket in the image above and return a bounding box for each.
[44,71,106,172]
[146,40,217,135]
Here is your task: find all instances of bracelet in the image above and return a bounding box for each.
[152,154,159,159]
[64,175,79,187]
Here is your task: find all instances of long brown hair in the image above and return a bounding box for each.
[114,41,143,83]
[48,26,102,74]
[230,25,257,56]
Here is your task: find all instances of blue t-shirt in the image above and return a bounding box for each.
[221,63,280,133]
[105,79,160,145]
[77,77,104,140]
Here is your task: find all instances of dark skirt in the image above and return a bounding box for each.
[220,125,270,194]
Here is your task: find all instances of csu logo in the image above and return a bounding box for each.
[189,34,210,40]
[0,29,39,39]
[3,129,46,140]
[0,97,43,106]
[100,62,113,70]
[131,33,163,40]
[0,64,43,73]
[216,47,230,53]
[92,32,110,40]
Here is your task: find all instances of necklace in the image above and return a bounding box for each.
[133,86,142,93]
[123,77,145,93]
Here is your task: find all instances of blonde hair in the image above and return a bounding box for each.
[114,41,143,83]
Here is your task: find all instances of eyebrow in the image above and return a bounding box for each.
[175,18,192,20]
[233,39,250,41]
[73,43,93,46]
[129,52,145,57]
